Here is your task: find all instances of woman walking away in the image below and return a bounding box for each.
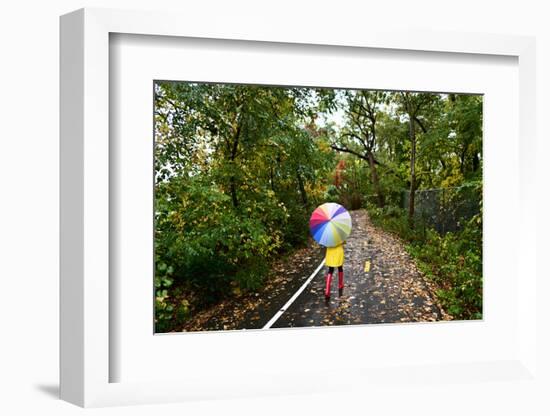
[324,241,345,301]
[309,202,352,302]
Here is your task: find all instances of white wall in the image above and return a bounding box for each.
[1,0,548,415]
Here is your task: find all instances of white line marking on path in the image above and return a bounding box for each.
[262,260,325,329]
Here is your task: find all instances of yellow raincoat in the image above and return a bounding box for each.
[324,242,345,267]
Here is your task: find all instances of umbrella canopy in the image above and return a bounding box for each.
[309,202,352,247]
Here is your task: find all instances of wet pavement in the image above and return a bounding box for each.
[177,209,450,332]
[273,210,450,328]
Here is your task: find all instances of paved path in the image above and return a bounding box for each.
[273,209,449,328]
[178,209,449,332]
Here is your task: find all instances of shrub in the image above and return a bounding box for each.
[408,216,482,319]
[155,175,289,311]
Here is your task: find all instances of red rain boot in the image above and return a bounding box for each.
[325,272,333,300]
[338,270,344,289]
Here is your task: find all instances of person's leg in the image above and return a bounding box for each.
[325,267,334,299]
[338,266,344,295]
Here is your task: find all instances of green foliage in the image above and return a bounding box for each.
[408,215,482,319]
[155,175,287,303]
[369,205,426,242]
[154,258,191,332]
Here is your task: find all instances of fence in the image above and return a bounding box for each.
[401,185,481,234]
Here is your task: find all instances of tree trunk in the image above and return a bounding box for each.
[230,174,239,208]
[228,123,242,208]
[472,152,480,172]
[366,151,385,207]
[408,116,416,228]
[459,147,467,174]
[296,168,308,208]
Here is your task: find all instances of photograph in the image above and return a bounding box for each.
[153,81,483,333]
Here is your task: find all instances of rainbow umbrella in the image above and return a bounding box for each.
[309,203,352,247]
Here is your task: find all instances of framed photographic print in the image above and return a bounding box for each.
[60,7,538,408]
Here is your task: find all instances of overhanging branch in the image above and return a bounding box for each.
[330,144,368,161]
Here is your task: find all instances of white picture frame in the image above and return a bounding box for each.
[60,7,538,408]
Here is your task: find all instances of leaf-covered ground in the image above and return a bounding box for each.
[174,209,451,332]
[274,209,452,328]
[174,243,325,332]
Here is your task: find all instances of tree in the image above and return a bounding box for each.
[155,82,305,208]
[447,94,483,178]
[330,90,388,207]
[395,91,439,226]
